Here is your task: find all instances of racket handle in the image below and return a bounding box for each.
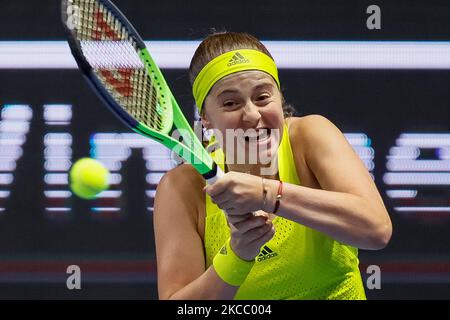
[204,165,256,218]
[204,163,225,185]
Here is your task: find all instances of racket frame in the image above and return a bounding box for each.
[61,0,219,179]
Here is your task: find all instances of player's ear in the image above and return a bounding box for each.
[200,110,212,129]
[201,118,211,129]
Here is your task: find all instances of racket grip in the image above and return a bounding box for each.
[204,163,225,185]
[204,165,257,218]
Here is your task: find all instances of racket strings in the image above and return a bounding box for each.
[70,0,165,131]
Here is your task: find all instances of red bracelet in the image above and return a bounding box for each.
[272,181,283,214]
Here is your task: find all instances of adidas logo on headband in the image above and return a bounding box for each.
[227,52,250,67]
[193,49,280,111]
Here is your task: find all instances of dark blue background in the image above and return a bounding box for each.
[0,0,449,299]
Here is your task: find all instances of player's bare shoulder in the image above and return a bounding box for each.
[287,114,333,134]
[287,114,337,153]
[156,163,205,199]
[154,164,205,225]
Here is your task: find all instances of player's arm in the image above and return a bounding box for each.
[265,115,392,250]
[153,165,238,300]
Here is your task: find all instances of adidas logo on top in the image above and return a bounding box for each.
[227,52,250,67]
[257,245,278,262]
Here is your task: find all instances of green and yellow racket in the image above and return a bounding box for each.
[61,0,223,183]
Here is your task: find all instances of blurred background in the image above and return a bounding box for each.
[0,0,449,299]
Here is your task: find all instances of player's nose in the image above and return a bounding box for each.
[242,101,261,124]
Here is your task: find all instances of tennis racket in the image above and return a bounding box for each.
[61,0,223,184]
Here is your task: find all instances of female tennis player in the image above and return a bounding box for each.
[153,32,392,300]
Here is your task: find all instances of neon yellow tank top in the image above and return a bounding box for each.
[204,122,367,299]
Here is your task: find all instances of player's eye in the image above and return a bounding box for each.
[223,100,239,108]
[255,93,271,104]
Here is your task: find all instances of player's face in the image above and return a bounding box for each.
[202,70,284,166]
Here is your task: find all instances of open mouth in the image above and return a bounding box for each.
[243,128,271,143]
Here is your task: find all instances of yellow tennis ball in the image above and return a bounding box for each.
[69,158,110,200]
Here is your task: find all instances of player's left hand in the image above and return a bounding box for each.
[204,171,270,215]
